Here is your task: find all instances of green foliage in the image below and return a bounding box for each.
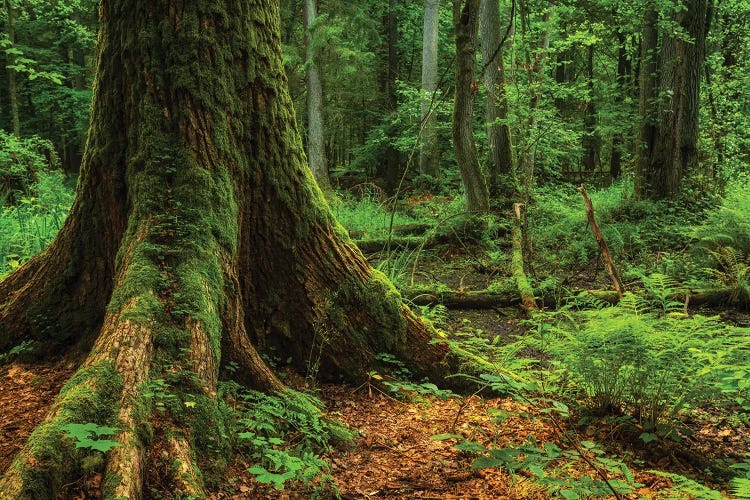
[648,470,724,499]
[434,419,641,498]
[331,190,423,239]
[731,457,750,498]
[0,130,60,198]
[226,386,351,496]
[693,180,750,256]
[0,168,73,277]
[0,339,35,364]
[704,245,750,305]
[371,352,457,401]
[538,304,750,424]
[61,423,121,453]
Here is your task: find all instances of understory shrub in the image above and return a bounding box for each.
[537,297,750,425]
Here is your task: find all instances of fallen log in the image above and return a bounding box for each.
[348,223,432,240]
[401,286,746,311]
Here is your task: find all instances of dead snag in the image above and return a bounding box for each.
[512,203,538,311]
[577,185,624,297]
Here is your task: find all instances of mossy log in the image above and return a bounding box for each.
[348,223,432,240]
[403,286,746,311]
[0,2,454,497]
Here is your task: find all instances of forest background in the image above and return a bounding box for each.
[2,0,750,498]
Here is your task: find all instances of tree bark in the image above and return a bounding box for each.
[610,29,629,180]
[378,0,402,193]
[635,0,708,199]
[419,0,441,178]
[480,0,514,198]
[303,0,332,193]
[581,44,600,173]
[452,0,490,213]
[0,1,452,497]
[4,0,20,137]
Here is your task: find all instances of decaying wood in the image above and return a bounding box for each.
[578,184,624,297]
[403,286,746,311]
[511,203,538,311]
[349,223,432,241]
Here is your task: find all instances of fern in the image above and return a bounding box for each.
[640,273,686,313]
[705,245,750,305]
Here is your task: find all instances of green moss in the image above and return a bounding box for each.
[8,361,123,499]
[324,269,407,353]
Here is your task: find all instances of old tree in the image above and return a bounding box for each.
[0,0,453,497]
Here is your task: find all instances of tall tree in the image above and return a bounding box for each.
[303,0,332,192]
[0,1,451,497]
[518,2,554,198]
[3,0,20,137]
[581,43,600,172]
[480,0,514,196]
[453,0,490,212]
[378,0,402,192]
[419,0,441,178]
[636,0,708,199]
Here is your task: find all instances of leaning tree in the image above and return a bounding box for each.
[0,1,453,497]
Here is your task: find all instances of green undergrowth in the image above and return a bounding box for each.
[0,169,74,278]
[331,189,424,239]
[219,381,353,497]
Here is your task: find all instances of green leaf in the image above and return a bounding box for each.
[639,432,658,443]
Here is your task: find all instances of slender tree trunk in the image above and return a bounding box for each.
[419,0,441,178]
[303,0,332,193]
[519,4,553,199]
[378,0,401,193]
[635,1,659,198]
[0,1,452,497]
[480,0,514,197]
[581,44,599,173]
[4,0,20,137]
[610,29,628,180]
[453,0,489,213]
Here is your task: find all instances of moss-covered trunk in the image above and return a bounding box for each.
[0,1,451,498]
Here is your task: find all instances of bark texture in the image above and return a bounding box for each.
[303,0,332,193]
[480,0,514,196]
[635,0,708,199]
[452,0,490,213]
[419,0,441,178]
[0,1,451,497]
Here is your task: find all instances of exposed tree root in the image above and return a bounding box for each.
[0,303,152,499]
[165,433,207,499]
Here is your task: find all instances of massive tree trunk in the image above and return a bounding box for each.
[635,0,708,199]
[452,0,490,213]
[419,0,441,178]
[4,0,20,137]
[303,0,332,193]
[480,0,514,197]
[0,1,451,498]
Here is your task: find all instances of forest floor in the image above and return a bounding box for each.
[0,356,745,499]
[1,252,748,499]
